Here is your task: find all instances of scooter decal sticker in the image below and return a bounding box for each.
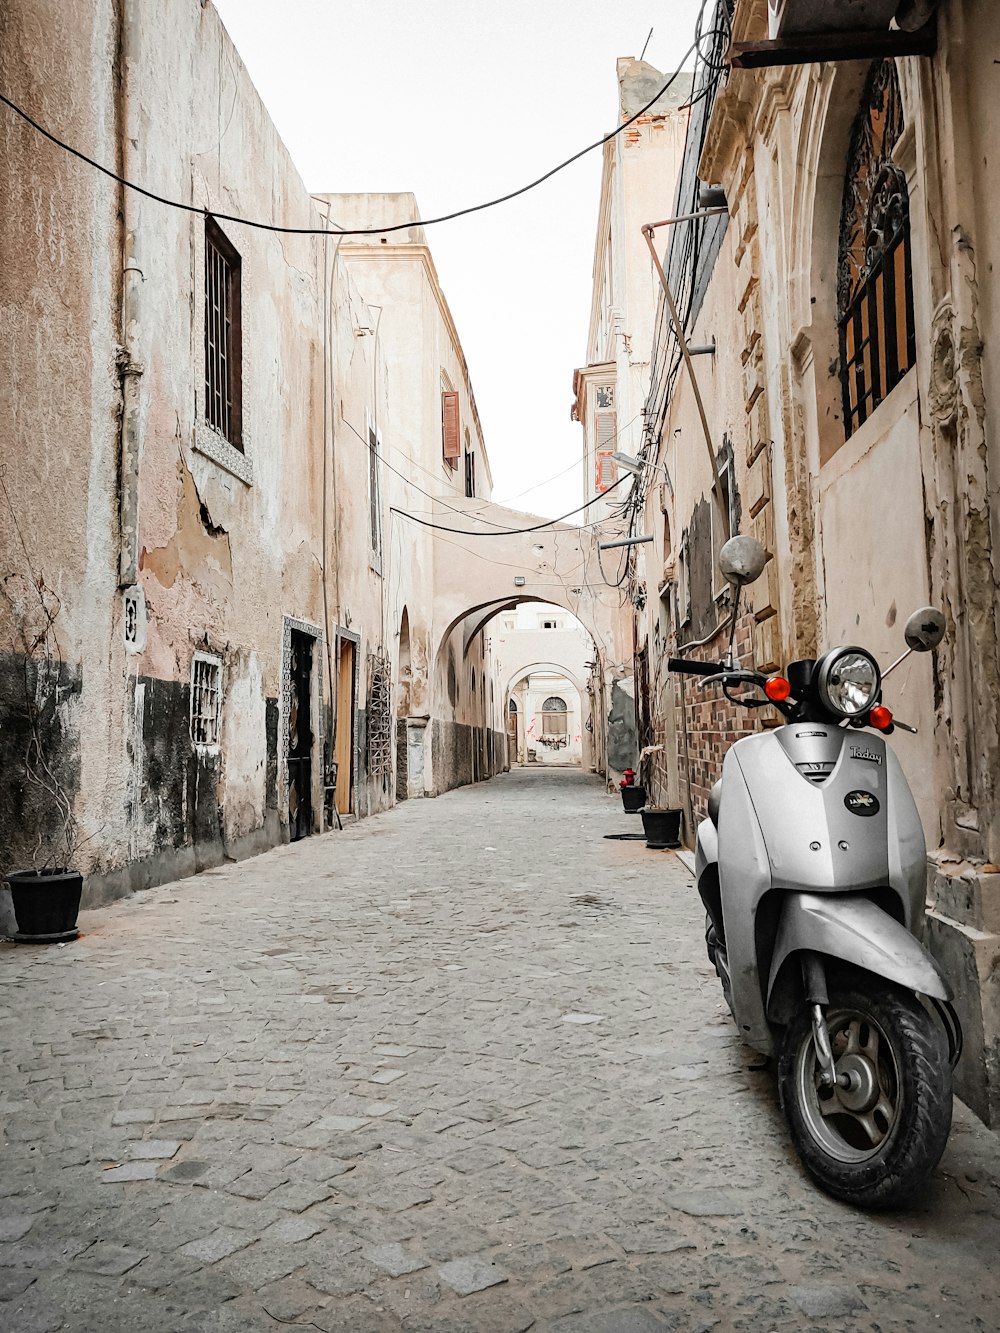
[844,789,880,817]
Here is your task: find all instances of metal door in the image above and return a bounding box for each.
[288,630,313,840]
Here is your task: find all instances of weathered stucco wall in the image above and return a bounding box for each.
[1,0,126,930]
[0,3,506,924]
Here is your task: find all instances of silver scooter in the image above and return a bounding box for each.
[669,537,962,1209]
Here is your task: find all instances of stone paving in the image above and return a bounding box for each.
[2,767,1000,1333]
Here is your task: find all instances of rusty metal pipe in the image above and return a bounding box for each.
[643,205,728,231]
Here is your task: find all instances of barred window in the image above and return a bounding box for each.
[204,218,243,449]
[190,653,223,748]
[838,60,915,438]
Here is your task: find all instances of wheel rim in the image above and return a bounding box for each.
[794,1006,902,1163]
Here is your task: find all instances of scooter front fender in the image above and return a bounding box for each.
[766,892,953,1021]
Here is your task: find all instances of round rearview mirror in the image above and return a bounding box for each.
[904,606,946,652]
[719,535,767,587]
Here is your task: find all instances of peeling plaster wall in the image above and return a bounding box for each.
[0,1,529,919]
[2,0,358,905]
[0,0,124,912]
[113,0,329,892]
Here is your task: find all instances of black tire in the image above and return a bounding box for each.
[777,971,952,1209]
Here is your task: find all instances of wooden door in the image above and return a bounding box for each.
[335,637,355,815]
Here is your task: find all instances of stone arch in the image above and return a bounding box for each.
[423,509,631,784]
[435,594,605,670]
[503,660,591,770]
[505,660,588,699]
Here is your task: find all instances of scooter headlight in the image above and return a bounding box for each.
[816,648,880,717]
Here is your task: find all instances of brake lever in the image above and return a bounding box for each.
[698,670,755,688]
[891,717,918,734]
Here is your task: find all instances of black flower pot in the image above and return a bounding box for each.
[639,807,682,849]
[621,785,647,814]
[4,869,83,942]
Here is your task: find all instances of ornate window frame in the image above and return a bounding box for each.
[837,59,916,438]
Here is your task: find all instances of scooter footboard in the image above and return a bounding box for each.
[766,892,953,1023]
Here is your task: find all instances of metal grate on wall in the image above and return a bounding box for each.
[367,650,393,783]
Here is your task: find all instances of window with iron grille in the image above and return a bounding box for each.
[837,59,915,439]
[190,653,223,748]
[204,218,243,449]
[464,443,476,499]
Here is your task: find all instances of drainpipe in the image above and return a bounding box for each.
[117,0,144,588]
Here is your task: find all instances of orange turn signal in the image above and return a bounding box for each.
[869,705,893,731]
[764,676,791,702]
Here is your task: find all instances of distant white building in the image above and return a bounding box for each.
[494,603,594,768]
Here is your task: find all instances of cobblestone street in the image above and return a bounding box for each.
[3,767,1000,1332]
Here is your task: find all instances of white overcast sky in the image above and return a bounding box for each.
[214,0,704,518]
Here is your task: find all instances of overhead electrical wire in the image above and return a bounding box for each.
[0,31,716,238]
[371,407,645,527]
[340,415,517,531]
[346,414,623,540]
[390,472,631,537]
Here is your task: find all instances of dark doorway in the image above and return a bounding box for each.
[288,630,313,841]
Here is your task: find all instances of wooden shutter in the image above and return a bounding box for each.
[595,453,615,492]
[596,410,616,451]
[442,391,460,466]
[595,410,616,493]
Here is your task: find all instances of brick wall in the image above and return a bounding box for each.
[646,614,759,838]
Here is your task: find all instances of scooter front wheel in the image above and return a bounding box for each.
[778,972,952,1209]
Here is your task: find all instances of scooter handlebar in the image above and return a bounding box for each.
[667,656,728,677]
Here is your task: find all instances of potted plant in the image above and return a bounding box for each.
[639,805,683,849]
[1,553,88,943]
[629,747,681,848]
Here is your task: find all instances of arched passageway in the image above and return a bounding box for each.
[506,671,586,768]
[391,501,636,800]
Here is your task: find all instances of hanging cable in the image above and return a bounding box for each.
[0,33,719,238]
[390,473,630,537]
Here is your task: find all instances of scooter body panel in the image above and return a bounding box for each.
[704,724,937,1054]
